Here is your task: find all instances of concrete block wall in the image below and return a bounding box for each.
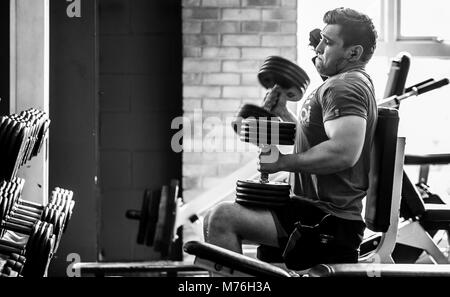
[99,0,182,260]
[182,0,298,201]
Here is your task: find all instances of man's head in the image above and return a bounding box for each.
[314,7,378,77]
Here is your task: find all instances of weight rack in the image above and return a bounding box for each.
[0,108,75,277]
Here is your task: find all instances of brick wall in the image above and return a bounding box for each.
[182,0,298,201]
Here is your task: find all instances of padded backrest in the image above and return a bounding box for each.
[364,107,400,232]
[383,52,411,98]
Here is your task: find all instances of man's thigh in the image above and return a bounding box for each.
[209,201,280,248]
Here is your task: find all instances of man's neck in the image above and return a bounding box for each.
[337,62,366,75]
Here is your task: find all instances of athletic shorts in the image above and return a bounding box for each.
[269,198,366,251]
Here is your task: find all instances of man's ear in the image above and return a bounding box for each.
[346,45,364,62]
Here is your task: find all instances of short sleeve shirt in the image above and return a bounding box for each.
[290,67,378,221]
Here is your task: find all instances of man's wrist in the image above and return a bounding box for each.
[277,153,288,172]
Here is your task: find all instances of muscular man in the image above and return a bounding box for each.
[204,7,378,266]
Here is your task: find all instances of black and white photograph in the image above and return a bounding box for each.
[1,0,450,288]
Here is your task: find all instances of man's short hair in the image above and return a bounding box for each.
[323,7,378,63]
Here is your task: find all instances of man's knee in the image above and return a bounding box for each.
[206,202,237,233]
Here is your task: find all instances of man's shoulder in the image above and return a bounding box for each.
[322,69,374,96]
[329,69,371,86]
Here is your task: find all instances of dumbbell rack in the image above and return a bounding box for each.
[0,108,75,277]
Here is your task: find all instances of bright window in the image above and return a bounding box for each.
[400,0,450,41]
[298,0,450,200]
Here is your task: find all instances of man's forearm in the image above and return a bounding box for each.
[279,140,354,175]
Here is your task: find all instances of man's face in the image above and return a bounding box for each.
[314,24,349,77]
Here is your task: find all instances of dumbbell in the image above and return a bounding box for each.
[9,114,36,166]
[18,108,50,158]
[232,56,310,134]
[235,118,296,207]
[5,205,65,253]
[15,109,49,162]
[0,220,55,277]
[1,265,21,277]
[0,254,26,277]
[1,181,74,241]
[0,183,68,252]
[9,187,74,233]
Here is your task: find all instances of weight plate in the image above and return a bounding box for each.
[52,213,65,253]
[260,59,310,85]
[236,186,290,197]
[235,197,287,208]
[235,104,277,120]
[237,179,291,191]
[136,191,151,245]
[41,235,55,276]
[242,118,296,129]
[35,222,50,277]
[258,56,310,89]
[9,253,26,265]
[42,207,49,222]
[5,259,22,274]
[145,188,162,246]
[240,132,295,143]
[259,64,309,90]
[258,67,309,94]
[153,186,169,252]
[240,131,295,141]
[63,200,75,232]
[241,125,295,134]
[239,136,295,146]
[38,223,54,276]
[24,221,42,276]
[236,192,290,202]
[47,208,56,226]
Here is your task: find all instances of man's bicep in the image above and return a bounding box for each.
[324,115,366,163]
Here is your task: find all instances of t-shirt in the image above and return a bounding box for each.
[289,67,378,221]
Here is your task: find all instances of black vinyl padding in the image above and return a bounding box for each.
[183,241,291,277]
[364,107,399,232]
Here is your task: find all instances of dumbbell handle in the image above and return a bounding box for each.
[258,145,273,184]
[16,204,44,215]
[1,220,32,235]
[12,206,42,220]
[4,216,34,229]
[18,199,44,210]
[16,196,69,215]
[8,211,37,224]
[259,172,269,183]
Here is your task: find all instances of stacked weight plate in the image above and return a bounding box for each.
[240,118,296,146]
[236,119,296,207]
[231,103,278,135]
